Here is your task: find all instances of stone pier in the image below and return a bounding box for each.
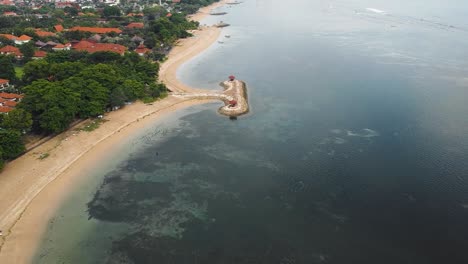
[171,79,249,117]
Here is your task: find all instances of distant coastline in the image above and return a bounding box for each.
[0,1,228,263]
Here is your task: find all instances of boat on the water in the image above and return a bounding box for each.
[210,12,228,15]
[225,35,231,38]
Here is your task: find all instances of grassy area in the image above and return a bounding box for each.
[38,153,50,160]
[81,118,107,132]
[14,66,24,79]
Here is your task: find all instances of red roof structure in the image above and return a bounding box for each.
[0,0,14,6]
[126,22,144,29]
[3,11,17,16]
[0,92,23,99]
[166,13,173,17]
[0,79,8,85]
[229,75,236,81]
[3,100,17,107]
[33,50,47,58]
[72,40,127,55]
[135,44,151,55]
[17,35,32,41]
[69,27,122,34]
[126,13,144,17]
[0,34,16,40]
[0,45,23,57]
[0,106,13,113]
[35,29,56,37]
[54,24,64,32]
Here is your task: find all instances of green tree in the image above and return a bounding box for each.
[77,64,122,91]
[110,86,127,107]
[0,108,33,132]
[63,77,109,118]
[0,55,17,82]
[50,61,86,81]
[103,6,121,18]
[19,42,35,61]
[64,6,79,16]
[22,59,50,84]
[21,80,80,133]
[121,79,145,101]
[86,52,121,64]
[46,50,88,64]
[0,129,25,159]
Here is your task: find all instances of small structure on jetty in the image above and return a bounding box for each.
[215,21,230,28]
[171,76,249,118]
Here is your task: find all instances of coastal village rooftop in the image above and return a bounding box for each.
[68,26,123,34]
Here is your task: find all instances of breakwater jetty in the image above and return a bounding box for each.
[171,77,249,117]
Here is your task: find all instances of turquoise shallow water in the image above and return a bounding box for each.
[35,0,468,263]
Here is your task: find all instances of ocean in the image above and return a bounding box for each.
[34,0,468,263]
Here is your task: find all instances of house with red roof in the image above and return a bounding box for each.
[0,79,9,91]
[126,22,144,29]
[0,34,32,45]
[72,40,127,55]
[3,100,17,107]
[135,44,151,56]
[35,29,56,38]
[0,45,23,59]
[2,11,17,16]
[0,106,12,113]
[55,2,74,9]
[126,13,144,17]
[0,34,16,41]
[0,92,22,113]
[69,27,122,34]
[0,0,14,6]
[54,25,64,32]
[14,35,32,45]
[0,92,23,100]
[52,43,71,51]
[33,50,47,59]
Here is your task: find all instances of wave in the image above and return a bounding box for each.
[365,8,386,14]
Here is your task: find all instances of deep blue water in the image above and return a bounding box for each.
[35,0,468,263]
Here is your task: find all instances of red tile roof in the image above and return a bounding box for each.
[0,92,23,99]
[135,44,150,55]
[17,35,32,41]
[0,0,14,5]
[126,13,144,17]
[126,22,144,29]
[0,34,16,40]
[69,27,122,34]
[33,50,47,58]
[35,29,56,37]
[0,45,23,57]
[3,11,17,16]
[0,106,13,113]
[0,98,6,103]
[0,79,8,85]
[72,40,127,55]
[53,44,65,49]
[54,24,64,32]
[3,100,16,107]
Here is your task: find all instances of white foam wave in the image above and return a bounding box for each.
[347,128,380,138]
[366,8,386,14]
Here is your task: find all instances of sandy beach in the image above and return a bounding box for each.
[0,2,226,263]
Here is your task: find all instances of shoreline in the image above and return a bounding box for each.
[0,1,227,263]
